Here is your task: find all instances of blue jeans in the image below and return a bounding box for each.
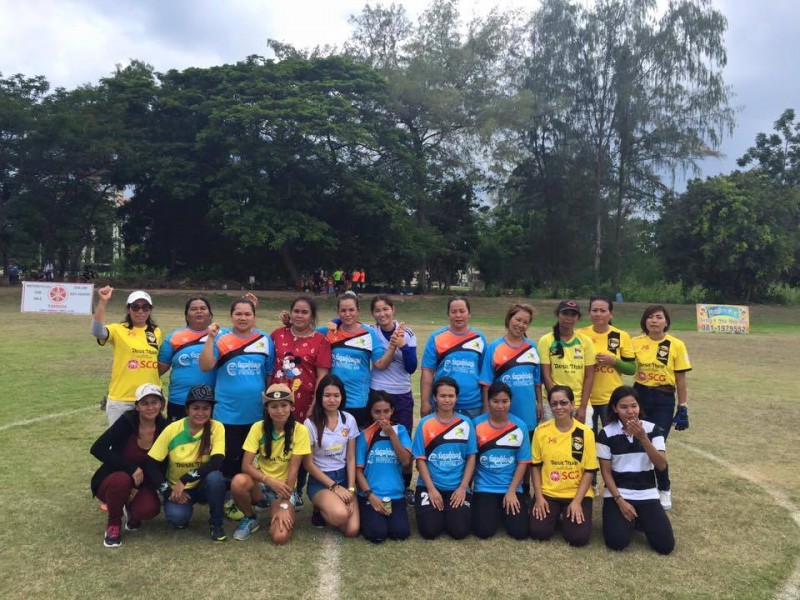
[634,383,674,491]
[164,470,226,527]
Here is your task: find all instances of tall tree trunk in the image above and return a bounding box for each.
[593,155,604,286]
[280,243,299,287]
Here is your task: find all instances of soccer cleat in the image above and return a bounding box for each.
[405,488,415,506]
[224,499,245,521]
[103,525,122,548]
[209,523,227,542]
[294,495,304,511]
[659,490,673,511]
[233,516,260,541]
[311,509,326,528]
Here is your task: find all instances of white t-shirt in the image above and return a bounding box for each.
[304,411,359,472]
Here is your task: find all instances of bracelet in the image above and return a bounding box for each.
[613,495,622,502]
[362,488,373,498]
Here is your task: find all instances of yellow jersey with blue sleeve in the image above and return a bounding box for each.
[632,334,691,388]
[532,418,598,499]
[537,331,596,407]
[243,421,311,481]
[148,418,225,489]
[578,325,634,406]
[100,323,163,402]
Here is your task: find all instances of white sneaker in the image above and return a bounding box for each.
[659,490,672,511]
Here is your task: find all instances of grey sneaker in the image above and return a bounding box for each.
[233,516,260,541]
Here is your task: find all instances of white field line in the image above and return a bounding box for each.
[0,406,93,433]
[316,533,342,600]
[672,440,800,600]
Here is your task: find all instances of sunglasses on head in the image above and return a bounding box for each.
[130,303,152,312]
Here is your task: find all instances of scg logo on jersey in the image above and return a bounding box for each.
[127,359,158,370]
[549,470,581,481]
[637,372,668,383]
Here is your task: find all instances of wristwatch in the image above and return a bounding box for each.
[348,487,356,494]
[279,502,290,510]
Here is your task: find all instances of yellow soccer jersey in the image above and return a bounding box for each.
[537,332,596,407]
[148,419,225,489]
[100,323,163,402]
[532,419,599,499]
[579,325,635,406]
[632,334,691,388]
[243,421,311,481]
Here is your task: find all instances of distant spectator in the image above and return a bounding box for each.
[8,260,20,286]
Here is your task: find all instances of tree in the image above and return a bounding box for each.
[659,172,799,301]
[738,108,800,187]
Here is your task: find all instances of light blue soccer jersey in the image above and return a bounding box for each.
[212,329,275,425]
[355,422,412,500]
[473,413,531,494]
[412,413,477,491]
[479,337,541,432]
[158,327,217,406]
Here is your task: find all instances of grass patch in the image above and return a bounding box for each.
[1,288,799,599]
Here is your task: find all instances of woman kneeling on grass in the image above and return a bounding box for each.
[145,384,227,542]
[471,381,531,540]
[356,391,413,543]
[412,377,477,540]
[597,386,675,555]
[530,385,598,547]
[231,383,311,544]
[303,374,360,536]
[90,383,169,548]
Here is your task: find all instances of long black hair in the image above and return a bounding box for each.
[310,374,347,447]
[262,402,296,458]
[366,390,394,425]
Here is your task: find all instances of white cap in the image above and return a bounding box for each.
[126,290,153,306]
[135,383,164,403]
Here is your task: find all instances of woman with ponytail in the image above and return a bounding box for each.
[145,384,227,542]
[230,384,311,544]
[537,300,596,424]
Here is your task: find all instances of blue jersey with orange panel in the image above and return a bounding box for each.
[355,422,412,500]
[158,327,216,406]
[479,337,541,432]
[422,327,487,411]
[318,325,386,409]
[211,329,274,425]
[472,413,531,494]
[412,413,477,491]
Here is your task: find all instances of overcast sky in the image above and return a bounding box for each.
[1,0,796,181]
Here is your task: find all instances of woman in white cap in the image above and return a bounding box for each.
[230,383,311,544]
[91,286,163,425]
[90,383,169,548]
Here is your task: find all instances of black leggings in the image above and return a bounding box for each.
[530,496,593,547]
[603,497,674,555]
[471,492,529,540]
[221,423,252,483]
[415,488,472,540]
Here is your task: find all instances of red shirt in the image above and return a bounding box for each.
[270,327,332,421]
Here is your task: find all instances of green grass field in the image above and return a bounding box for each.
[1,288,799,600]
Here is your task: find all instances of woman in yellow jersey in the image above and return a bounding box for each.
[92,286,163,425]
[579,296,636,434]
[530,385,598,547]
[632,305,691,511]
[145,384,227,542]
[537,300,595,424]
[230,383,311,544]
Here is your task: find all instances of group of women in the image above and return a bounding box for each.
[90,288,688,555]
